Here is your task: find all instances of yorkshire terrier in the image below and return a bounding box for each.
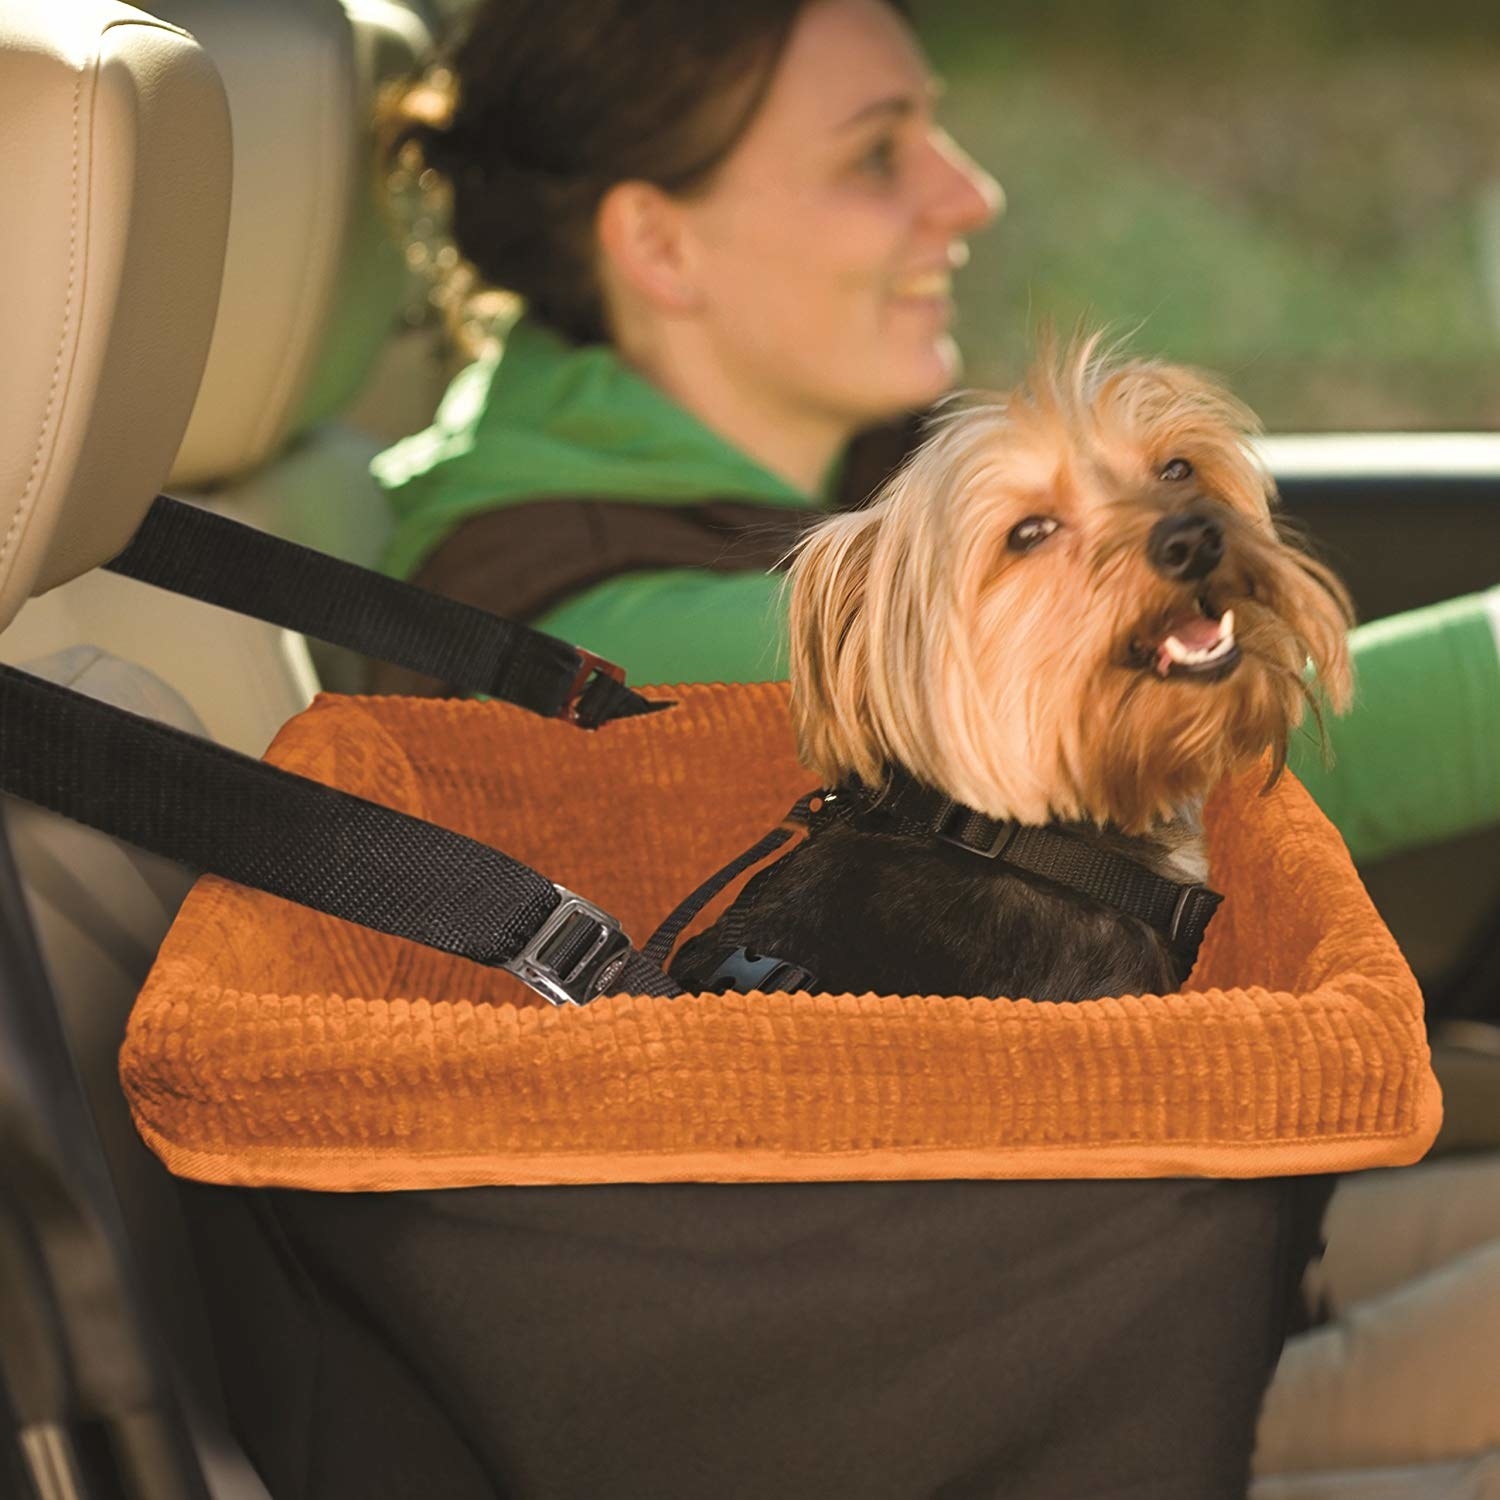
[670,342,1353,1002]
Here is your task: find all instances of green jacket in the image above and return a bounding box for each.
[374,325,1500,864]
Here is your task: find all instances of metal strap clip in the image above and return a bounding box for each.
[505,886,631,1006]
[559,647,627,725]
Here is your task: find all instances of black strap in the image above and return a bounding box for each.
[643,795,815,967]
[825,775,1223,965]
[0,665,678,1004]
[105,495,668,729]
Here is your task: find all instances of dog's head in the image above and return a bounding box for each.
[786,339,1353,831]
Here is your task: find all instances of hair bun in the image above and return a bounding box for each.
[414,118,469,178]
[377,64,463,174]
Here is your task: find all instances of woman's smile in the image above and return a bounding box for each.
[890,268,953,301]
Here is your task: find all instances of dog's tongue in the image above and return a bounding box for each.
[1153,608,1237,676]
[1165,613,1222,652]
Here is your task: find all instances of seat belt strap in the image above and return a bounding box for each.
[0,665,678,1005]
[104,495,667,729]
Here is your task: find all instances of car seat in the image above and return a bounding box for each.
[0,1,432,1494]
[1,0,437,737]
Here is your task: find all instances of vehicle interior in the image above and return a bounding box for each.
[1,1,1497,1497]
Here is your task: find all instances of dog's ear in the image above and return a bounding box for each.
[1287,546,1356,719]
[785,508,884,786]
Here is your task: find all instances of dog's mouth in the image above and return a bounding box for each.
[1129,596,1242,681]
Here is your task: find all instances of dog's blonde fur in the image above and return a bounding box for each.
[787,340,1353,833]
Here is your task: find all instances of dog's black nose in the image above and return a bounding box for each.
[1147,511,1224,582]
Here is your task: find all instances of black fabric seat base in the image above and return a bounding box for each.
[185,1175,1331,1500]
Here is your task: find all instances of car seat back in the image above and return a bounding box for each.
[0,4,249,1491]
[0,0,227,621]
[1,2,431,1493]
[158,0,435,698]
[2,0,434,736]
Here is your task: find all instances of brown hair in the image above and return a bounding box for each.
[383,0,905,345]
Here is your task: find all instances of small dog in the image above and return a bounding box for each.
[670,341,1353,1002]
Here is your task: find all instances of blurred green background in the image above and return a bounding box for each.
[918,1,1500,430]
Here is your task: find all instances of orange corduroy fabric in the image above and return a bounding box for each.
[121,682,1441,1190]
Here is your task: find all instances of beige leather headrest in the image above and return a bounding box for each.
[0,1,230,629]
[160,0,431,489]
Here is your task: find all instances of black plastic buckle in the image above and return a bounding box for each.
[505,887,631,1006]
[704,947,816,995]
[933,801,1018,859]
[559,647,627,726]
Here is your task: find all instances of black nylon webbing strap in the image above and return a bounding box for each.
[0,666,680,1002]
[104,495,669,729]
[642,794,816,967]
[981,822,1222,956]
[829,775,1223,965]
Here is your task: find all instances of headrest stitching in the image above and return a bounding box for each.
[1,56,84,578]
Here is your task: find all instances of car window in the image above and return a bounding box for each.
[926,0,1500,433]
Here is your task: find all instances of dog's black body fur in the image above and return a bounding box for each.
[670,797,1200,1002]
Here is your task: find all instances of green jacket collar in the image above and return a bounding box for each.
[374,319,812,578]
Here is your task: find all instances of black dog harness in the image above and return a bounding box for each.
[649,772,1223,994]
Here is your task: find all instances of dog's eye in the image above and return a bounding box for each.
[1007,515,1060,553]
[1160,457,1194,482]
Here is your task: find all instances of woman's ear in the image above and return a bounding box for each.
[595,180,703,318]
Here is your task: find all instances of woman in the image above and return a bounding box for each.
[374,0,997,688]
[371,0,1499,868]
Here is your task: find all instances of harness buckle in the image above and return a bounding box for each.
[505,886,631,1006]
[933,801,1018,859]
[704,947,816,995]
[559,647,627,726]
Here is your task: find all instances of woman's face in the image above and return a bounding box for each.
[680,0,1002,436]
